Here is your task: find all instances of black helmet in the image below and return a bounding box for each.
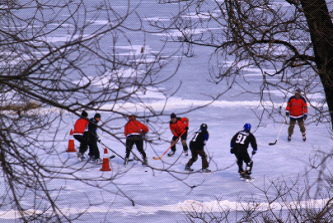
[81,110,88,117]
[200,123,208,131]
[170,113,176,119]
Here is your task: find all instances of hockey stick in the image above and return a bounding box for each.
[99,141,133,161]
[269,117,287,146]
[153,131,186,160]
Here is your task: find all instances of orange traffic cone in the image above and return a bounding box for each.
[66,129,77,152]
[100,148,111,171]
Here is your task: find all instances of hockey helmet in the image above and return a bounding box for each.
[200,123,208,131]
[243,123,251,131]
[81,110,88,117]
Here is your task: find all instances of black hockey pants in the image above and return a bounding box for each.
[234,148,253,174]
[88,137,100,159]
[186,141,208,169]
[74,132,89,154]
[125,135,146,159]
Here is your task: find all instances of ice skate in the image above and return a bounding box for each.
[124,158,129,166]
[94,158,103,164]
[88,156,94,163]
[168,151,175,157]
[185,165,194,171]
[240,171,246,180]
[240,172,254,182]
[244,174,254,182]
[76,152,85,161]
[142,158,148,166]
[202,168,211,173]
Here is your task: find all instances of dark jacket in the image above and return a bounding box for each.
[88,118,99,141]
[231,130,257,151]
[190,130,209,150]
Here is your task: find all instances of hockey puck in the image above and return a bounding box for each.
[145,170,148,172]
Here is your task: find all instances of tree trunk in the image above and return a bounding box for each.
[300,0,333,126]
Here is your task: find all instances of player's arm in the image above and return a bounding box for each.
[230,133,238,148]
[230,133,238,154]
[302,98,308,118]
[141,123,149,133]
[181,117,189,128]
[286,98,292,116]
[250,134,257,151]
[124,123,128,137]
[203,132,209,144]
[170,125,178,136]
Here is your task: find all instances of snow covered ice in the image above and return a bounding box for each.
[1,102,331,222]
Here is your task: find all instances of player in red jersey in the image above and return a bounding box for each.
[168,113,189,157]
[124,115,149,165]
[73,111,89,160]
[286,88,308,141]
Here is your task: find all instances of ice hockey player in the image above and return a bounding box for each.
[124,115,149,166]
[230,123,257,180]
[286,88,308,141]
[88,113,102,163]
[168,113,189,157]
[73,110,89,161]
[185,123,211,173]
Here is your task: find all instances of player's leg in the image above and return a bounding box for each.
[185,142,197,171]
[234,149,244,173]
[288,118,296,141]
[243,151,253,175]
[297,118,306,141]
[181,131,189,155]
[125,138,135,158]
[135,137,147,160]
[78,132,89,155]
[168,136,178,156]
[198,149,209,170]
[89,139,100,160]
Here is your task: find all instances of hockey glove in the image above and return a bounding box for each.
[252,150,257,155]
[230,147,234,154]
[285,112,289,117]
[303,114,307,120]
